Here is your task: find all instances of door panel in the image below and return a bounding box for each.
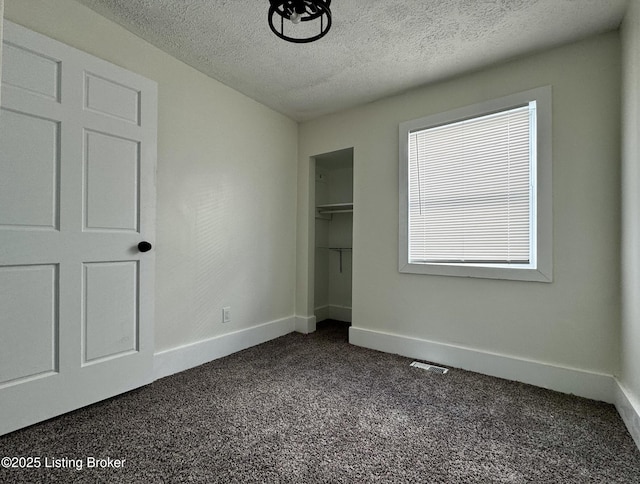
[83,261,138,364]
[0,109,59,228]
[84,72,140,124]
[0,21,157,436]
[2,42,60,101]
[0,264,58,386]
[84,129,140,232]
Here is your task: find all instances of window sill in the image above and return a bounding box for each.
[399,261,552,283]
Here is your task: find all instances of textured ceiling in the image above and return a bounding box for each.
[75,0,628,121]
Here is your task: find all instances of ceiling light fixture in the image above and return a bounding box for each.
[268,0,332,44]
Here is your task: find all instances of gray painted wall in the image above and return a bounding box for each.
[298,32,621,376]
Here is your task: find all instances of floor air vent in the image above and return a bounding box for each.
[410,361,449,374]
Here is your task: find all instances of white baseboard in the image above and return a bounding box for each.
[329,305,352,323]
[154,316,295,380]
[295,314,316,334]
[615,380,640,451]
[349,326,615,403]
[314,306,330,323]
[315,305,352,323]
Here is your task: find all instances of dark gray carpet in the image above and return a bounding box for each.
[1,320,639,483]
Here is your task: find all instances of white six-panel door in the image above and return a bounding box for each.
[0,21,157,436]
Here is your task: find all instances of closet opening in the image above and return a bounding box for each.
[312,148,354,324]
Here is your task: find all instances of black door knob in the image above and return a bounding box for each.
[138,241,152,252]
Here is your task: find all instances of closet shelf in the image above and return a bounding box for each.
[316,202,353,215]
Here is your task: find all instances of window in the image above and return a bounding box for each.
[399,87,552,282]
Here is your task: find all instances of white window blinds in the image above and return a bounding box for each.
[407,103,535,264]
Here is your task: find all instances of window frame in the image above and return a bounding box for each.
[398,86,553,282]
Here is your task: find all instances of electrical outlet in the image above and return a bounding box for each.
[222,306,231,324]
